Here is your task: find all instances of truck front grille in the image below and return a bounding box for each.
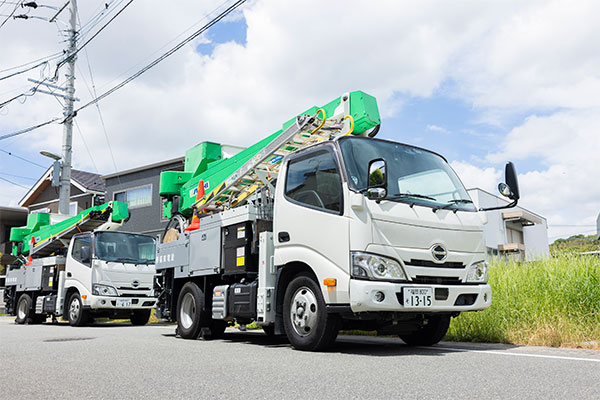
[411,276,463,285]
[405,259,465,269]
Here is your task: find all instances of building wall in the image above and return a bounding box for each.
[104,161,183,236]
[468,188,549,261]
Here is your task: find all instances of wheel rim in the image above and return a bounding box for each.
[17,298,27,320]
[69,298,80,321]
[289,286,318,337]
[179,292,196,330]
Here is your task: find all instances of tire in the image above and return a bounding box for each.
[399,315,451,346]
[67,293,88,327]
[176,282,209,339]
[130,310,151,326]
[15,294,33,324]
[283,274,339,351]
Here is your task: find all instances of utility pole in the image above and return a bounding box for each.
[58,0,77,215]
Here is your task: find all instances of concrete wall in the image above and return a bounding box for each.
[104,161,183,236]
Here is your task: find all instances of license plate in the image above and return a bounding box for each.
[116,299,132,308]
[403,287,433,308]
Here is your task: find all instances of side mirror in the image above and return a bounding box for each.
[504,161,520,200]
[367,158,387,200]
[81,245,91,264]
[481,161,520,211]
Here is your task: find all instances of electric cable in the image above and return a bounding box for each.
[0,1,20,30]
[0,174,29,189]
[0,148,46,168]
[1,0,247,141]
[54,0,134,79]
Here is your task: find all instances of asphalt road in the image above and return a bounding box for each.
[0,317,598,399]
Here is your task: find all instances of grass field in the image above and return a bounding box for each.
[446,254,600,349]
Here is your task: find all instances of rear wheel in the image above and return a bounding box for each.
[283,274,339,351]
[177,282,209,339]
[15,294,33,324]
[130,310,151,326]
[68,293,88,327]
[399,315,451,346]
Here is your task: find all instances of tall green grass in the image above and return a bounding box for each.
[446,254,600,348]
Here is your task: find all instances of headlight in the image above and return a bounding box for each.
[92,284,118,296]
[351,252,407,282]
[466,261,489,283]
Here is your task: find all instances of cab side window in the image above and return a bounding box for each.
[285,150,342,213]
[72,235,92,266]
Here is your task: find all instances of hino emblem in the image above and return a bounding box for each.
[131,280,140,288]
[431,244,448,263]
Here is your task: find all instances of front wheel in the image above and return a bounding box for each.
[130,310,151,326]
[399,315,451,346]
[283,274,339,351]
[68,293,88,327]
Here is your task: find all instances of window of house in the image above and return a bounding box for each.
[113,184,152,208]
[69,201,78,216]
[285,150,342,213]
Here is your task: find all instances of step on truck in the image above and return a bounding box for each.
[4,201,158,326]
[155,91,521,351]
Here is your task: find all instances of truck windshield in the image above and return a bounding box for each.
[338,137,476,212]
[94,231,156,264]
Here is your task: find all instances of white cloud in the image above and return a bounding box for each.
[426,124,449,134]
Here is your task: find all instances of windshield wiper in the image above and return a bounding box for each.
[433,199,474,213]
[388,193,437,201]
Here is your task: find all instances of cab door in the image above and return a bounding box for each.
[273,145,350,303]
[66,233,93,294]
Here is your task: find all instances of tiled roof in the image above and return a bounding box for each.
[71,169,105,192]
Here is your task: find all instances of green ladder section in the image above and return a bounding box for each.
[160,90,381,218]
[10,201,129,259]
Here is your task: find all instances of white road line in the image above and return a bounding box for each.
[426,346,600,363]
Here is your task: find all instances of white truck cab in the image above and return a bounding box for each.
[275,136,491,315]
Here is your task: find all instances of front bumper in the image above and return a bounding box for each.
[85,295,157,310]
[349,279,491,313]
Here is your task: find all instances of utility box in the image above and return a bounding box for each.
[222,222,257,276]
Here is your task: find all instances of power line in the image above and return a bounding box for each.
[1,0,247,142]
[0,171,37,180]
[0,148,46,168]
[0,174,29,189]
[54,0,134,79]
[0,58,52,82]
[0,51,61,74]
[75,0,246,113]
[0,1,20,30]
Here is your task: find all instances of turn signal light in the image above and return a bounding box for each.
[323,279,337,287]
[81,295,87,300]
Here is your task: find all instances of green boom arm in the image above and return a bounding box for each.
[10,201,129,259]
[160,90,381,219]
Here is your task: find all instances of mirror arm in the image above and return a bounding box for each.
[479,199,518,212]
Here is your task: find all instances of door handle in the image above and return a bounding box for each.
[66,272,72,277]
[278,232,290,243]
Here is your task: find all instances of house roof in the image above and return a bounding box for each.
[19,167,105,207]
[71,169,105,192]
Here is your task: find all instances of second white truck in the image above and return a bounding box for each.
[4,202,157,326]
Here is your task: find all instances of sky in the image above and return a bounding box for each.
[0,0,599,242]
